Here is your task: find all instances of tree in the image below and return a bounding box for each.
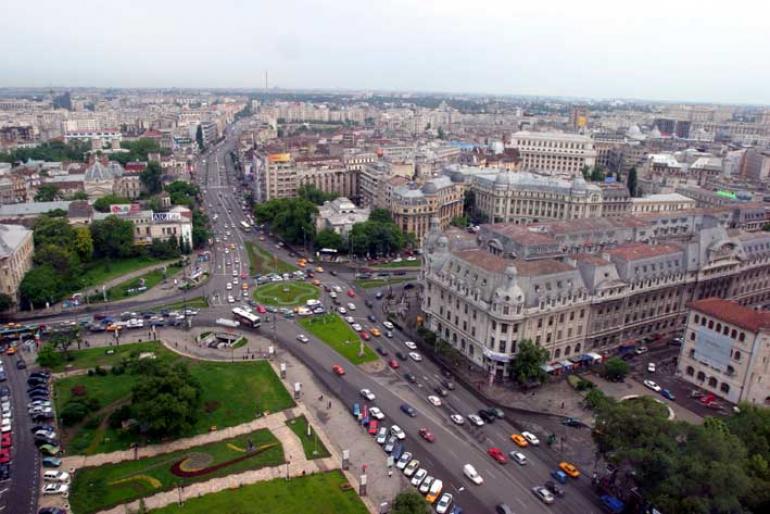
[0,140,89,164]
[392,490,430,514]
[725,404,770,510]
[130,362,203,437]
[33,215,76,249]
[602,356,630,382]
[510,339,549,385]
[60,401,90,426]
[90,215,135,259]
[34,184,60,202]
[165,180,200,207]
[92,194,131,213]
[627,167,639,197]
[298,184,338,205]
[36,343,63,368]
[369,208,393,223]
[19,264,63,309]
[70,190,89,200]
[315,229,343,250]
[254,198,318,245]
[192,209,211,249]
[450,215,469,228]
[49,332,75,360]
[74,227,94,262]
[34,244,79,277]
[590,166,605,182]
[0,293,13,311]
[140,161,163,195]
[196,124,204,150]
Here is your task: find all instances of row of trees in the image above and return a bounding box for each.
[297,184,338,205]
[253,197,318,245]
[0,140,90,164]
[110,138,169,166]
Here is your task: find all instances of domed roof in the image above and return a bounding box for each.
[85,161,114,182]
[421,182,438,194]
[495,171,513,185]
[571,176,588,190]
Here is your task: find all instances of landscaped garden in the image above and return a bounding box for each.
[287,415,330,460]
[253,281,318,307]
[298,314,377,364]
[53,342,294,455]
[246,241,297,274]
[91,263,183,302]
[150,471,368,514]
[354,276,413,289]
[69,428,283,514]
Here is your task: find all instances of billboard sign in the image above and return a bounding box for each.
[110,204,131,215]
[152,212,181,223]
[693,328,733,373]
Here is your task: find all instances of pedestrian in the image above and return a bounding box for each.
[327,400,332,409]
[388,469,393,478]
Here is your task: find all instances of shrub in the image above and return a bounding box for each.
[108,404,133,430]
[85,397,101,412]
[94,365,108,376]
[111,364,125,375]
[61,401,89,426]
[576,377,596,391]
[71,384,87,397]
[84,414,102,430]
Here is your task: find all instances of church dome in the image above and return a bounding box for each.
[84,161,114,182]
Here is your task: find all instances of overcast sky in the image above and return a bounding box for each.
[2,0,769,104]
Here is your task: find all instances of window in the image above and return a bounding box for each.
[686,366,694,376]
[720,383,730,394]
[734,350,742,361]
[708,377,718,388]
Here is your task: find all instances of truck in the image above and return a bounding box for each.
[426,479,443,504]
[216,318,240,328]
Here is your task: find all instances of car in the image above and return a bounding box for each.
[375,291,384,299]
[419,475,435,494]
[42,482,69,495]
[427,395,442,407]
[332,364,345,376]
[387,359,400,370]
[400,404,417,417]
[404,372,417,383]
[396,452,413,470]
[509,450,527,465]
[366,314,377,323]
[644,379,661,392]
[467,414,484,427]
[43,470,70,482]
[418,428,436,442]
[5,347,15,355]
[436,492,454,514]
[661,388,676,401]
[347,302,356,311]
[559,461,581,478]
[390,425,406,440]
[346,289,356,298]
[16,360,26,369]
[364,300,373,308]
[35,430,56,439]
[344,316,355,324]
[369,407,385,420]
[352,323,363,332]
[256,305,267,314]
[403,459,420,477]
[396,351,408,361]
[532,486,555,504]
[561,417,583,428]
[550,469,568,484]
[411,467,428,487]
[635,345,649,355]
[441,379,456,390]
[478,409,496,423]
[38,508,67,514]
[42,456,62,468]
[359,331,370,341]
[296,334,309,344]
[647,362,656,373]
[370,328,381,337]
[1,434,11,448]
[495,504,513,514]
[545,480,566,497]
[383,321,394,330]
[488,447,508,464]
[337,306,347,315]
[367,419,380,435]
[385,330,394,338]
[511,434,528,447]
[376,427,388,445]
[434,386,448,397]
[404,341,417,350]
[463,464,483,484]
[360,389,375,401]
[0,463,9,481]
[377,346,389,356]
[450,414,465,425]
[408,352,422,362]
[522,431,540,445]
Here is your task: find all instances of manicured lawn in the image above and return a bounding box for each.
[354,276,413,289]
[246,241,297,274]
[287,415,330,460]
[98,264,183,302]
[69,428,284,514]
[79,257,169,289]
[150,296,209,311]
[253,282,318,306]
[54,343,295,455]
[298,314,377,364]
[232,336,248,349]
[47,341,167,373]
[151,471,368,514]
[372,260,421,269]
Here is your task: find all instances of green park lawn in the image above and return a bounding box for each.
[54,343,294,455]
[151,471,368,514]
[253,282,318,307]
[69,428,284,514]
[246,241,297,274]
[79,256,171,290]
[286,415,330,460]
[150,296,209,311]
[47,341,167,373]
[354,276,413,289]
[297,314,377,364]
[98,263,183,302]
[373,259,421,268]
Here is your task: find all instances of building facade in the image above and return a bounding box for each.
[389,176,464,243]
[0,224,34,301]
[509,131,596,176]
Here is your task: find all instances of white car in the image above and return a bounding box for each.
[644,379,661,392]
[532,486,555,505]
[360,389,375,401]
[522,431,540,445]
[369,407,385,420]
[463,464,483,484]
[427,395,442,407]
[338,307,347,315]
[647,362,656,373]
[419,476,435,494]
[509,450,527,465]
[296,334,309,343]
[43,470,70,482]
[396,452,413,470]
[226,282,233,290]
[376,427,388,445]
[409,352,422,362]
[352,323,363,332]
[450,414,465,425]
[42,483,69,495]
[390,425,406,440]
[383,321,394,330]
[403,459,420,477]
[227,295,235,303]
[436,492,454,514]
[344,316,355,324]
[411,468,428,487]
[347,302,356,311]
[467,414,484,427]
[404,341,417,350]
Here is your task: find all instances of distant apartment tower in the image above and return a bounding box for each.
[509,131,596,176]
[743,149,770,182]
[570,107,589,129]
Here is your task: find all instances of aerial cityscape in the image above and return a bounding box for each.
[1,2,769,514]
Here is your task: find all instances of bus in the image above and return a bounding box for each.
[232,308,261,328]
[239,220,251,231]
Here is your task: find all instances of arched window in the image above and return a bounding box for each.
[734,351,742,361]
[716,323,722,332]
[720,383,730,394]
[686,366,694,376]
[708,377,718,388]
[574,343,581,353]
[697,371,706,382]
[708,320,714,329]
[565,345,571,356]
[555,348,561,359]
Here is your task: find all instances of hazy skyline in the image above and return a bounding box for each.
[3,0,769,105]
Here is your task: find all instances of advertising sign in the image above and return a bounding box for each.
[152,212,181,223]
[110,204,131,214]
[693,328,733,372]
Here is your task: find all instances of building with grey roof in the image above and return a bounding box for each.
[0,224,33,301]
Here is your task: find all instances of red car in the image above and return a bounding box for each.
[487,447,508,464]
[0,448,10,464]
[388,359,400,369]
[0,433,11,448]
[256,305,267,314]
[347,289,356,298]
[418,428,436,443]
[368,419,379,435]
[359,331,371,341]
[332,364,345,376]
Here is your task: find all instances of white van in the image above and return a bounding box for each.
[426,479,443,503]
[306,299,321,307]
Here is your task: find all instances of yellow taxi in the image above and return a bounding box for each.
[511,434,528,447]
[370,328,381,337]
[5,346,16,355]
[297,261,306,268]
[312,279,321,286]
[559,461,581,478]
[315,266,324,273]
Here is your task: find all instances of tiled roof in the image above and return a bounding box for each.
[690,298,770,332]
[453,249,509,273]
[574,253,611,266]
[515,259,575,276]
[606,242,683,261]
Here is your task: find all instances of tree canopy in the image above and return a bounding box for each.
[627,167,639,197]
[602,356,630,381]
[315,229,343,250]
[110,138,166,165]
[392,490,431,514]
[90,215,135,259]
[298,184,338,205]
[0,140,90,164]
[165,180,199,207]
[253,198,318,245]
[93,194,131,213]
[510,339,549,385]
[140,161,163,195]
[34,184,60,202]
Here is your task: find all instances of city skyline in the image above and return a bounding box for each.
[3,0,770,105]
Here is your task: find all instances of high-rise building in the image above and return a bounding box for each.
[509,131,596,176]
[570,107,589,129]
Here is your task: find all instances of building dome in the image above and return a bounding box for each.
[495,171,513,186]
[421,181,438,194]
[84,161,114,182]
[571,176,588,190]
